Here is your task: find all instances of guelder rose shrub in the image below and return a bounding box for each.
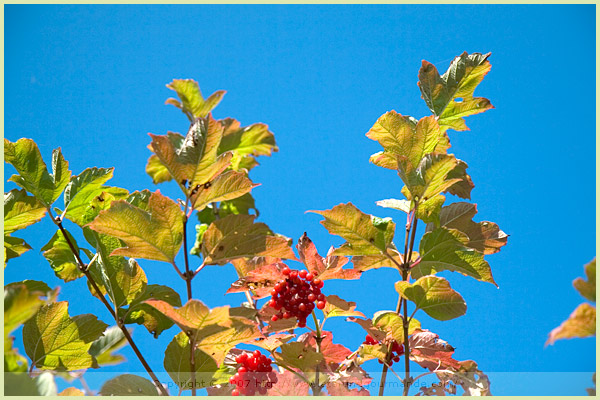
[4,51,507,396]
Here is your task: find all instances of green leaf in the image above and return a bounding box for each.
[202,214,296,265]
[62,167,129,226]
[85,230,147,308]
[350,248,404,272]
[4,189,46,233]
[399,153,461,201]
[23,301,108,370]
[309,203,396,256]
[395,276,466,321]
[412,227,497,286]
[367,113,450,170]
[88,190,184,263]
[164,332,234,391]
[418,52,493,132]
[4,138,71,207]
[89,325,127,367]
[124,284,182,338]
[4,235,32,266]
[4,372,42,395]
[323,295,365,320]
[190,170,257,212]
[428,202,508,255]
[149,115,229,194]
[126,189,152,210]
[274,342,324,371]
[218,117,278,168]
[574,258,596,302]
[144,299,262,365]
[41,229,85,282]
[4,284,47,335]
[166,79,226,120]
[377,195,445,224]
[372,311,421,343]
[546,303,596,346]
[99,374,159,396]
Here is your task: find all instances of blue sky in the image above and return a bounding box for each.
[4,4,596,396]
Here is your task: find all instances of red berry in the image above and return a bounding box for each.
[298,303,307,312]
[232,389,240,396]
[316,300,326,309]
[307,293,316,302]
[282,267,291,275]
[271,315,279,322]
[299,270,307,279]
[305,273,314,281]
[290,270,298,279]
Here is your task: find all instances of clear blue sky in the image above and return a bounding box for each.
[4,4,596,396]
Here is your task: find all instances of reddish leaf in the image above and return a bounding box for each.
[258,302,298,333]
[296,233,360,281]
[266,370,310,396]
[298,331,352,365]
[226,262,287,299]
[323,295,365,320]
[230,256,282,278]
[346,317,387,343]
[326,382,370,396]
[409,330,461,371]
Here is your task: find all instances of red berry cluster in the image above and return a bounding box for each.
[363,335,405,365]
[268,267,326,328]
[230,351,278,396]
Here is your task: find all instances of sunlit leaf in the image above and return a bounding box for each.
[296,233,360,280]
[166,79,226,120]
[252,333,295,352]
[144,132,184,184]
[41,228,85,282]
[99,374,159,396]
[85,231,147,308]
[4,235,32,266]
[266,370,310,396]
[309,203,395,256]
[190,170,257,212]
[323,295,365,320]
[5,138,71,207]
[58,387,85,396]
[202,214,295,265]
[412,227,497,286]
[144,299,261,365]
[377,195,445,224]
[219,118,278,156]
[418,52,493,132]
[346,317,387,343]
[409,330,461,371]
[89,325,127,367]
[428,202,508,255]
[367,113,450,171]
[395,276,466,321]
[546,303,596,346]
[227,262,287,299]
[298,331,352,365]
[149,115,229,193]
[4,189,46,233]
[372,311,421,343]
[124,284,182,338]
[23,301,108,370]
[326,382,370,396]
[274,342,324,371]
[573,258,596,302]
[164,332,234,391]
[4,284,47,335]
[350,248,405,272]
[62,167,129,226]
[88,190,184,263]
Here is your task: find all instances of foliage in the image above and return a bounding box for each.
[4,52,510,396]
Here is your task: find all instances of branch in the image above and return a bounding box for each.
[49,212,169,396]
[311,311,323,396]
